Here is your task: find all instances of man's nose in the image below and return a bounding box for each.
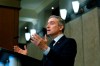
[46,24,49,28]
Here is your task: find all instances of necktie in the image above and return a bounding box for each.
[49,40,55,48]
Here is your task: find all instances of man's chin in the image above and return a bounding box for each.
[47,33,50,36]
[47,33,51,36]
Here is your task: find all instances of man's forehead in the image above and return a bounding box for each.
[48,18,58,22]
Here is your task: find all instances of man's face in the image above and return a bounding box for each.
[46,18,63,37]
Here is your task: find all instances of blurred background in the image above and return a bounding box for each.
[0,0,100,66]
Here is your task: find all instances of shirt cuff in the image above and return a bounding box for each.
[43,47,50,55]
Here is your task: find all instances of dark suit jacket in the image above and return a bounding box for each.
[42,35,77,66]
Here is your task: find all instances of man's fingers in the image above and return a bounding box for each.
[44,34,47,42]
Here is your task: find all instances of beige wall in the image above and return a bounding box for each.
[65,7,100,66]
[83,7,100,66]
[65,16,84,66]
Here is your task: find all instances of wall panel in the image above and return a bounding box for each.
[82,7,100,66]
[65,7,100,66]
[65,17,84,66]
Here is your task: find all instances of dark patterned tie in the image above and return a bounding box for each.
[49,40,55,48]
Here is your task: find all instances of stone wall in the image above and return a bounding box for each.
[65,7,100,66]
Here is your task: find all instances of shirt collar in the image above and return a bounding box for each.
[54,34,64,43]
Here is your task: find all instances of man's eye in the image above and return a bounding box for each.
[50,22,55,25]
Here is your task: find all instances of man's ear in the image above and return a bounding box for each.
[59,25,64,31]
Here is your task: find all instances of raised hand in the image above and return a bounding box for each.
[31,34,48,51]
[14,45,27,55]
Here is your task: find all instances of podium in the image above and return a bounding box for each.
[0,47,41,66]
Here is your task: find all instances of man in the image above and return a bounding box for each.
[14,15,77,66]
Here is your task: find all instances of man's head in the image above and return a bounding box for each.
[46,15,65,38]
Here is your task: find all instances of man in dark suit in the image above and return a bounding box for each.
[14,15,77,66]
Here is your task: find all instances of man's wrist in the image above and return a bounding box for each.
[43,47,50,55]
[43,45,48,50]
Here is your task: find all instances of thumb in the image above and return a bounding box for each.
[24,45,27,50]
